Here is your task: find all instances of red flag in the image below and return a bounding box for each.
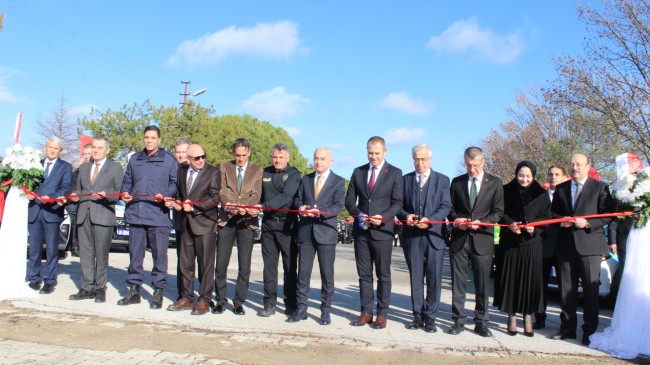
[13,111,22,144]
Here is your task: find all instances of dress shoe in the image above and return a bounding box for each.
[447,322,465,335]
[69,289,95,300]
[352,312,373,326]
[473,322,493,337]
[258,306,276,317]
[28,282,42,291]
[233,304,246,315]
[551,329,577,340]
[287,307,308,323]
[374,315,387,329]
[117,284,141,306]
[167,298,194,311]
[39,283,55,294]
[423,317,437,333]
[94,288,106,303]
[582,333,592,346]
[212,303,225,314]
[320,312,331,325]
[71,246,80,257]
[507,315,517,336]
[191,301,210,315]
[150,288,164,309]
[406,315,424,330]
[532,319,546,330]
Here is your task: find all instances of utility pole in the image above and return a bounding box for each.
[180,81,190,106]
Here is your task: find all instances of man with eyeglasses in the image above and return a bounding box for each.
[166,144,220,315]
[447,146,503,338]
[214,138,263,315]
[550,153,613,346]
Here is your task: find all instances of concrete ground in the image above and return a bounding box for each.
[0,243,642,364]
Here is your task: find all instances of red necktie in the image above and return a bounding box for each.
[368,167,376,194]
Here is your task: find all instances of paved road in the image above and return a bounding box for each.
[0,243,634,364]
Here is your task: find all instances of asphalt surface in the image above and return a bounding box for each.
[0,242,627,362]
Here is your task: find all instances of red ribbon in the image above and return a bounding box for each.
[19,186,635,227]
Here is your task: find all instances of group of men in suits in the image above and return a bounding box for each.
[27,131,612,341]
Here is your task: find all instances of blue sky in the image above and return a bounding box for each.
[0,1,588,179]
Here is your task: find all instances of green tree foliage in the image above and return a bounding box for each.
[81,101,155,163]
[0,13,4,30]
[80,101,308,173]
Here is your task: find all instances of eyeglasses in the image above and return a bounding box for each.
[187,155,206,161]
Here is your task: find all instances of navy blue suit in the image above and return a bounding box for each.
[345,162,403,316]
[27,158,73,286]
[398,169,451,320]
[293,170,345,314]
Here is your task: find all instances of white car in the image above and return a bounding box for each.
[111,200,176,247]
[548,255,619,298]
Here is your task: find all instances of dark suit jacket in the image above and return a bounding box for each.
[540,190,559,258]
[294,171,346,244]
[345,162,403,241]
[73,160,124,227]
[551,177,613,256]
[398,169,452,250]
[448,172,504,255]
[28,159,73,223]
[177,163,220,236]
[499,179,551,248]
[217,161,262,229]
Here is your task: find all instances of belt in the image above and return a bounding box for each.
[265,216,286,223]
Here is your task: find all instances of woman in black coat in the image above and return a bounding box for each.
[497,161,551,336]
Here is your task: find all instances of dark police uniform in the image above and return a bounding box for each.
[260,164,301,313]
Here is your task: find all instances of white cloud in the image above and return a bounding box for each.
[242,86,310,122]
[168,20,301,68]
[426,17,523,64]
[69,104,95,118]
[283,126,301,137]
[0,68,21,103]
[379,92,433,116]
[384,127,428,146]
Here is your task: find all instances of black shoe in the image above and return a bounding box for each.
[39,283,55,294]
[447,322,464,335]
[233,304,246,315]
[94,288,106,303]
[551,330,577,340]
[71,247,80,258]
[532,320,545,330]
[258,306,276,317]
[150,288,164,309]
[406,315,424,330]
[212,303,225,314]
[117,284,141,306]
[69,289,95,300]
[473,322,493,338]
[287,307,307,323]
[320,312,331,325]
[423,317,437,333]
[28,282,42,291]
[582,333,592,346]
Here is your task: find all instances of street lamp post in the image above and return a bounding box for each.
[180,81,207,106]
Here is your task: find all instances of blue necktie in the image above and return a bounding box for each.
[44,162,52,179]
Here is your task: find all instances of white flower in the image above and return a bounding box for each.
[23,146,33,154]
[5,147,13,156]
[13,144,22,152]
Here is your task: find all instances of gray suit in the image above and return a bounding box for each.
[398,169,452,321]
[293,171,345,313]
[73,159,124,292]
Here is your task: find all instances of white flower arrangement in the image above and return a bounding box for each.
[0,144,45,193]
[612,167,650,228]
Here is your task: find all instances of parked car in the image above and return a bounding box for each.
[27,213,71,259]
[548,254,618,300]
[111,200,176,247]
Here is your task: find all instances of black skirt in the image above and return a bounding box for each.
[496,243,544,315]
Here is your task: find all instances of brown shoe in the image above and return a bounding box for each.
[374,315,387,329]
[191,301,210,315]
[167,298,194,311]
[352,312,373,326]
